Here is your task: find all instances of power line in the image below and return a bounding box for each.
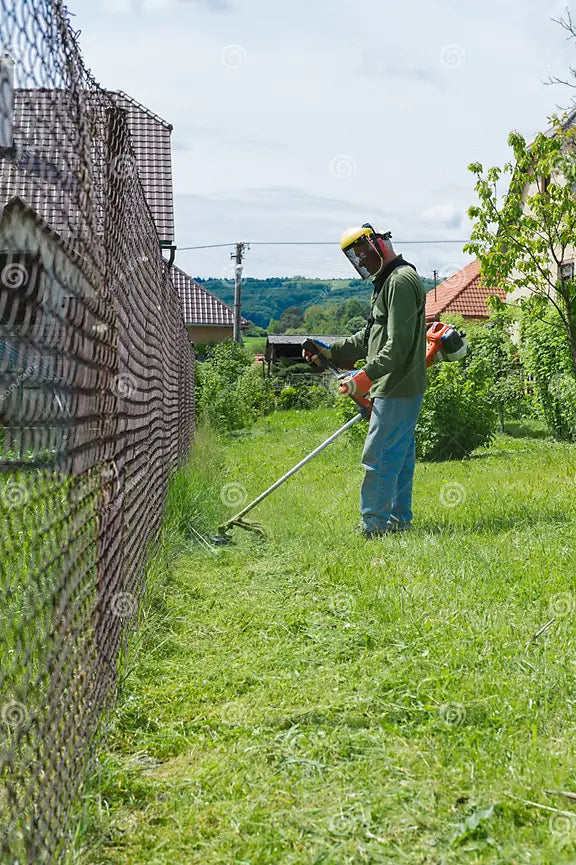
[178,239,469,250]
[250,240,469,246]
[178,243,237,250]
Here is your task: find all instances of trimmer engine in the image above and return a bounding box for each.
[425,322,468,367]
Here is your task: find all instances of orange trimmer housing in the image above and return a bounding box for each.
[426,321,452,367]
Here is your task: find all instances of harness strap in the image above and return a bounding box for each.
[363,256,417,353]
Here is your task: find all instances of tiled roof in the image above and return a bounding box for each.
[0,89,94,241]
[426,259,506,321]
[171,264,246,327]
[0,88,174,245]
[110,91,174,245]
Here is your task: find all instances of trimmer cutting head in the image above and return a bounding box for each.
[210,518,265,546]
[209,531,234,546]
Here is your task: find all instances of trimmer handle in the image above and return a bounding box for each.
[328,364,372,420]
[302,338,330,370]
[302,338,372,419]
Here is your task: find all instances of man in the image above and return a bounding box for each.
[306,224,427,538]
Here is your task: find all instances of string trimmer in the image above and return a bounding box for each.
[210,324,467,545]
[211,344,371,544]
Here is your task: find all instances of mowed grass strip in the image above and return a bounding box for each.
[77,410,576,864]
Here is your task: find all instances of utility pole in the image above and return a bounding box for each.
[232,242,247,343]
[433,269,438,303]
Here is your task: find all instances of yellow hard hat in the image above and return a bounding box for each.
[340,223,387,280]
[340,224,373,253]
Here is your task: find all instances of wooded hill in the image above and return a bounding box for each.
[195,276,436,331]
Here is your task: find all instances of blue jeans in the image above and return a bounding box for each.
[360,394,424,533]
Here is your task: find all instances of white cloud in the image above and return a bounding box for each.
[73,0,573,278]
[422,203,464,230]
[358,48,439,84]
[103,0,230,13]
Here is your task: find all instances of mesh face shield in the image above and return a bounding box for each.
[342,235,384,280]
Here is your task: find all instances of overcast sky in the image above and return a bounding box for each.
[71,0,574,280]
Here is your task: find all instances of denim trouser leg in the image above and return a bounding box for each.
[390,431,416,524]
[360,394,424,532]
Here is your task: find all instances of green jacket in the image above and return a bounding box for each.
[330,256,427,398]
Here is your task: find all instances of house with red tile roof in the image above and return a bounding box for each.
[426,259,507,323]
[1,88,240,342]
[171,265,248,343]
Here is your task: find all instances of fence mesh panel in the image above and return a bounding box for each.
[0,2,195,861]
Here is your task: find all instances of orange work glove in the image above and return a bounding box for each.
[338,369,372,397]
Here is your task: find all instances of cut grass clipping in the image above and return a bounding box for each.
[71,409,576,864]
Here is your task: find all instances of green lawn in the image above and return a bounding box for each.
[76,409,576,864]
[243,336,267,356]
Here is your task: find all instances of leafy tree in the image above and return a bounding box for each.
[465,121,576,372]
[519,306,576,440]
[344,316,368,334]
[194,275,435,329]
[244,320,267,336]
[464,307,527,431]
[343,297,369,319]
[276,306,305,332]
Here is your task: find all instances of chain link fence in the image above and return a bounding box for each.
[0,1,195,861]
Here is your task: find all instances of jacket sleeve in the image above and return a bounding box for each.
[329,329,367,369]
[362,273,420,382]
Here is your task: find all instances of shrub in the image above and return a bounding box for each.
[464,317,529,428]
[416,360,497,460]
[334,353,497,460]
[277,382,336,411]
[443,310,530,429]
[196,341,274,431]
[278,386,299,409]
[519,306,576,441]
[308,384,336,409]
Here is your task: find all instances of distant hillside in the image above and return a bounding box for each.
[195,276,437,329]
